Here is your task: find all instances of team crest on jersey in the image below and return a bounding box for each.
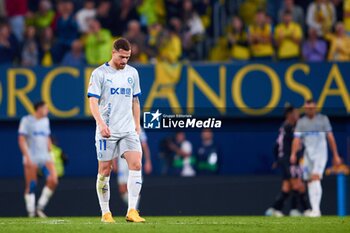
[127,77,133,85]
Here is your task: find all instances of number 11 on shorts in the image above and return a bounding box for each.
[99,140,107,151]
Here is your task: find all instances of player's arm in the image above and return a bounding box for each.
[327,132,341,165]
[132,96,141,135]
[47,120,52,152]
[291,120,303,164]
[324,116,341,165]
[48,136,52,152]
[141,141,152,174]
[18,135,32,166]
[290,136,301,164]
[89,97,110,138]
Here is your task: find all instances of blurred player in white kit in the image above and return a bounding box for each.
[18,101,58,217]
[291,99,342,217]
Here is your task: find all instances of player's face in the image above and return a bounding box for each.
[112,49,131,69]
[37,104,49,118]
[304,102,317,118]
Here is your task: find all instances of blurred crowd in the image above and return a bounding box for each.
[219,0,350,62]
[1,0,350,67]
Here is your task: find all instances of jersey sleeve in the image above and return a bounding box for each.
[18,117,29,136]
[133,69,141,97]
[294,120,303,138]
[46,118,51,136]
[323,116,332,132]
[87,70,102,99]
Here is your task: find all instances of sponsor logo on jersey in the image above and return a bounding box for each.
[110,87,131,96]
[33,131,48,136]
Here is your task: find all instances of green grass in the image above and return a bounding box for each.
[0,216,349,233]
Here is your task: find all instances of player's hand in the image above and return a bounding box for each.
[144,160,152,174]
[333,153,342,166]
[290,154,297,164]
[23,156,33,167]
[99,122,111,138]
[135,126,141,135]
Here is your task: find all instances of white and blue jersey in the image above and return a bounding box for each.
[294,114,332,179]
[294,114,332,160]
[87,63,141,139]
[18,115,51,165]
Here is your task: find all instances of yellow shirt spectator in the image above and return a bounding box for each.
[275,22,303,59]
[229,31,250,60]
[227,16,250,60]
[158,32,182,63]
[248,23,274,57]
[326,23,350,61]
[248,11,274,58]
[85,19,112,65]
[344,0,350,32]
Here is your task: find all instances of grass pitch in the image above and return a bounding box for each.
[0,216,349,233]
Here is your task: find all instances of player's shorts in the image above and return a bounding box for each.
[117,156,129,185]
[23,154,52,167]
[278,158,302,180]
[302,154,328,180]
[95,131,142,161]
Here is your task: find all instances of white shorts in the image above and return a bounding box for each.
[302,154,328,180]
[117,156,129,185]
[95,131,142,161]
[23,154,52,167]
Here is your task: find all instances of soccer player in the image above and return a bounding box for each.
[113,128,152,206]
[18,101,58,217]
[291,99,342,217]
[266,106,311,217]
[87,38,145,223]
